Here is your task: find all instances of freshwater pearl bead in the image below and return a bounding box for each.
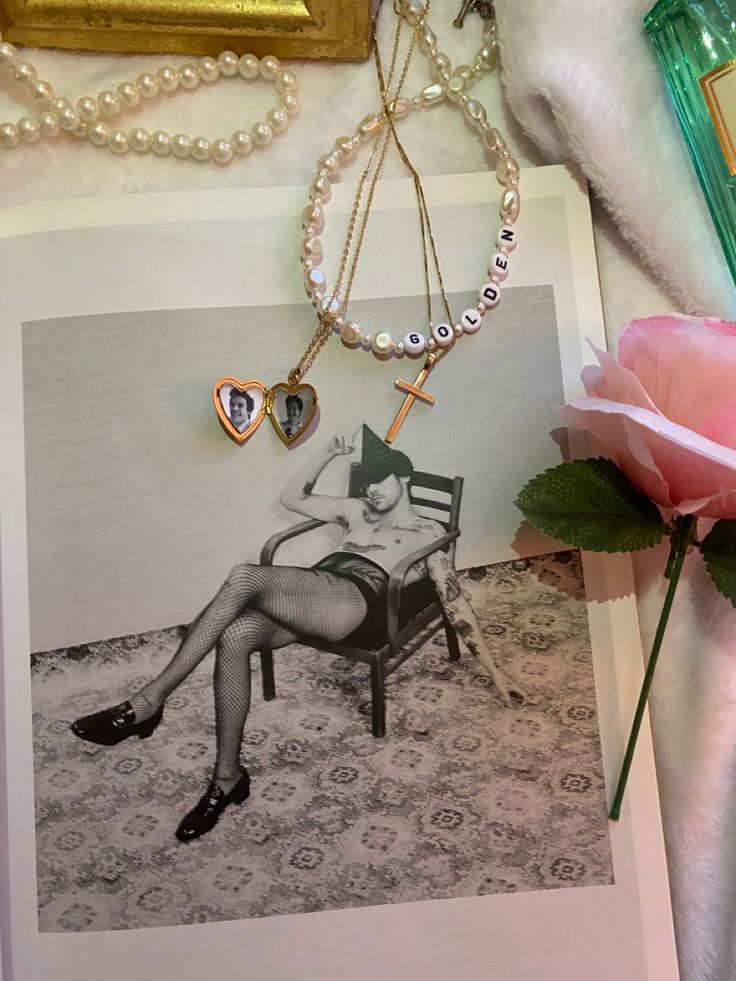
[483,127,504,153]
[302,203,324,233]
[497,155,520,184]
[108,128,130,154]
[98,90,119,115]
[32,79,54,102]
[280,92,300,117]
[17,116,40,142]
[218,50,239,76]
[309,176,331,204]
[0,122,19,147]
[238,54,259,80]
[404,0,427,26]
[418,23,437,51]
[276,69,298,92]
[151,130,171,155]
[266,107,288,133]
[431,52,451,79]
[77,96,100,122]
[13,60,37,84]
[117,82,141,108]
[190,137,211,161]
[137,72,160,98]
[87,121,110,145]
[334,135,356,159]
[259,55,280,81]
[231,130,253,155]
[454,323,464,337]
[361,333,373,349]
[403,331,426,357]
[358,114,381,138]
[431,322,454,348]
[460,308,483,333]
[305,267,326,294]
[39,112,60,137]
[479,282,501,308]
[171,133,191,158]
[395,342,405,356]
[58,106,81,131]
[157,66,179,91]
[199,57,220,82]
[341,322,362,346]
[446,74,466,102]
[317,151,340,175]
[321,295,340,317]
[178,65,199,90]
[420,83,444,106]
[251,121,272,146]
[301,236,323,263]
[0,42,17,68]
[463,98,486,125]
[372,332,395,357]
[500,188,520,222]
[211,138,233,164]
[129,127,151,152]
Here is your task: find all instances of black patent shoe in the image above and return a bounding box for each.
[176,767,251,843]
[70,701,163,746]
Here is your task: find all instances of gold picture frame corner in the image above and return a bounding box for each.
[0,0,374,60]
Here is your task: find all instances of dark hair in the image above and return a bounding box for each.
[285,394,303,412]
[229,388,254,413]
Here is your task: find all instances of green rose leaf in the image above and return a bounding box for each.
[700,520,736,608]
[515,458,666,553]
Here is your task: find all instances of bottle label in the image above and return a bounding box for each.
[700,59,736,176]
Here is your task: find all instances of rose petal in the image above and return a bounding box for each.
[697,403,736,452]
[582,342,661,413]
[557,397,736,517]
[618,316,736,429]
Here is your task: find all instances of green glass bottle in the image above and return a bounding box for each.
[645,0,736,285]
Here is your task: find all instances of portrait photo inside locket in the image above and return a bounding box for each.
[271,387,314,439]
[219,382,265,434]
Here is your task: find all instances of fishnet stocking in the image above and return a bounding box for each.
[129,563,368,753]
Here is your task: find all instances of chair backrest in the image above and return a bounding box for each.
[348,462,463,533]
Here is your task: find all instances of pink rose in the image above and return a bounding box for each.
[557,315,736,518]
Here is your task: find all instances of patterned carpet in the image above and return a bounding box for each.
[31,551,613,933]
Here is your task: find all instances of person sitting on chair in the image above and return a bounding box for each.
[71,425,522,843]
[228,388,254,434]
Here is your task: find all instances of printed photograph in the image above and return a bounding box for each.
[23,290,614,933]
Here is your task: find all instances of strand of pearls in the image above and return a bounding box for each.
[0,35,299,164]
[300,0,520,360]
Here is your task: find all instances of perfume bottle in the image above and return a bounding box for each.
[645,0,736,286]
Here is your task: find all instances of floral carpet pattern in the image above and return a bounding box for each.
[31,551,613,932]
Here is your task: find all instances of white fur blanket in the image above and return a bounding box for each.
[1,2,735,979]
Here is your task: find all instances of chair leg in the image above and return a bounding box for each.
[260,650,276,701]
[370,660,386,738]
[443,613,461,662]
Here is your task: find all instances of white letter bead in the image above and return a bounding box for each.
[479,282,501,308]
[431,322,454,348]
[402,331,426,357]
[460,308,483,334]
[488,251,509,281]
[496,225,518,251]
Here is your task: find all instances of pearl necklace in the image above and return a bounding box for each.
[300,1,520,360]
[0,36,299,164]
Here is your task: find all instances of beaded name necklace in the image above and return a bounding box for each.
[213,0,521,448]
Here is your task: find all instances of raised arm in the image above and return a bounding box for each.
[425,549,524,708]
[279,431,363,525]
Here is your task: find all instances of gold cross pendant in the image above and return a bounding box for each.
[385,355,437,444]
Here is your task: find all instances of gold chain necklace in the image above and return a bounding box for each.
[213,0,520,448]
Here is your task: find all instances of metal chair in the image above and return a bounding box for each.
[258,465,464,737]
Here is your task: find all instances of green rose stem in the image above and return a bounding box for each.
[609,513,698,821]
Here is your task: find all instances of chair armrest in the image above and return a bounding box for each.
[260,518,326,565]
[386,530,460,649]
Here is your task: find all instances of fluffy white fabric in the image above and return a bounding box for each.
[1,2,735,979]
[496,5,736,981]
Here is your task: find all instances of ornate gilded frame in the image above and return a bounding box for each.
[0,0,373,60]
